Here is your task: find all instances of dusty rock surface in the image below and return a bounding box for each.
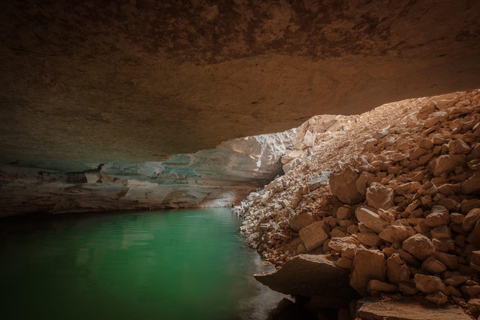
[356,297,471,320]
[237,89,480,318]
[1,1,480,164]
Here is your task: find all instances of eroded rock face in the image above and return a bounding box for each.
[1,0,479,165]
[0,130,296,217]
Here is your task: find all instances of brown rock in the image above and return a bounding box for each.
[336,257,353,269]
[402,234,434,261]
[433,251,458,270]
[299,221,329,251]
[329,167,364,204]
[449,139,472,155]
[395,182,421,195]
[366,182,394,210]
[462,173,480,195]
[425,205,450,227]
[367,280,398,293]
[433,155,459,176]
[467,220,480,249]
[356,298,471,320]
[328,236,359,260]
[336,206,353,220]
[350,248,386,297]
[463,209,480,232]
[356,207,389,234]
[414,274,446,293]
[431,225,452,239]
[254,254,355,298]
[357,232,382,247]
[289,212,316,232]
[461,285,480,298]
[387,253,411,284]
[399,282,419,295]
[425,291,448,305]
[379,225,416,243]
[422,256,447,274]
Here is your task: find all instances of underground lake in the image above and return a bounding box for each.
[0,208,283,320]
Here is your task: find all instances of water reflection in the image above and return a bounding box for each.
[0,209,284,320]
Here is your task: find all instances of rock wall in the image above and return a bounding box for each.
[0,130,296,217]
[237,89,480,319]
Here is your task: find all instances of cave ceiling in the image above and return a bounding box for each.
[1,0,480,166]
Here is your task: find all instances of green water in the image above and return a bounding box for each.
[0,209,282,320]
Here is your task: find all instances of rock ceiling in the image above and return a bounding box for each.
[0,0,479,165]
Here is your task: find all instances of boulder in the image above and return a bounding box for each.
[356,298,471,320]
[356,207,389,234]
[329,167,364,204]
[425,292,448,305]
[289,212,316,232]
[357,232,382,247]
[431,225,452,239]
[425,205,450,227]
[386,253,411,284]
[402,234,434,260]
[414,274,446,293]
[350,248,386,297]
[299,221,329,251]
[366,182,394,210]
[254,254,355,298]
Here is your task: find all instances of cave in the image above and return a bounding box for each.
[1,1,480,319]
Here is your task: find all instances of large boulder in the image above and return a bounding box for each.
[356,298,471,320]
[329,167,364,204]
[254,254,355,298]
[350,248,386,297]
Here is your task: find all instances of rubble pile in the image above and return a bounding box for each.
[236,89,480,318]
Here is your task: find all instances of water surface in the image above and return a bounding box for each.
[0,209,282,320]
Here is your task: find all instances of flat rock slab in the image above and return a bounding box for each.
[254,254,355,298]
[357,298,470,320]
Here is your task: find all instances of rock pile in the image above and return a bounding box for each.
[236,89,480,318]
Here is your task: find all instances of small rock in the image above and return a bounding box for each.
[425,291,448,305]
[350,248,386,297]
[425,205,450,227]
[367,279,398,293]
[329,167,364,204]
[289,212,316,232]
[299,221,329,251]
[387,253,411,284]
[336,206,353,220]
[356,207,389,234]
[431,225,452,239]
[449,139,472,155]
[366,182,395,210]
[403,234,434,261]
[462,173,480,195]
[422,256,447,274]
[414,274,446,293]
[379,225,416,243]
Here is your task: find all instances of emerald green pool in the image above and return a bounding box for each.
[0,209,282,320]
